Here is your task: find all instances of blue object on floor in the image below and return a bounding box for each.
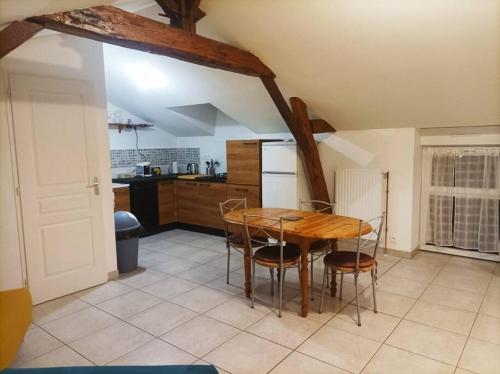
[1,366,218,374]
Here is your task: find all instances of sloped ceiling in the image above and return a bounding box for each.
[3,0,499,132]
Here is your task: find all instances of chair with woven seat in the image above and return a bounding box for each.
[219,198,247,284]
[243,213,301,317]
[299,199,336,300]
[319,214,385,326]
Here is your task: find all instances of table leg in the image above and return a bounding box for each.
[300,238,310,317]
[242,229,251,298]
[330,239,338,297]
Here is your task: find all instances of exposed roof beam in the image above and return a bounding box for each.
[156,0,206,33]
[26,5,274,78]
[0,21,43,59]
[310,119,336,133]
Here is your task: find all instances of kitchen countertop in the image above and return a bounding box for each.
[112,183,129,189]
[112,174,227,184]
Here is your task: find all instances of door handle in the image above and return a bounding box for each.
[86,177,99,196]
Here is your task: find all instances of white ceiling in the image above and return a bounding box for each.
[2,0,499,133]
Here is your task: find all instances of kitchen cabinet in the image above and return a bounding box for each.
[227,183,261,208]
[113,187,130,212]
[175,180,227,229]
[175,180,199,225]
[197,182,227,229]
[158,180,175,225]
[226,140,261,186]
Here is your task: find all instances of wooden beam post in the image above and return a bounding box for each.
[310,119,336,133]
[25,6,274,78]
[261,77,331,206]
[156,0,205,33]
[0,21,44,59]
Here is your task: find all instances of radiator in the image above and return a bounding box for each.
[334,169,386,222]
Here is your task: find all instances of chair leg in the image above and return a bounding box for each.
[251,259,256,309]
[226,245,231,284]
[278,265,285,318]
[310,253,314,301]
[339,272,344,300]
[354,272,361,326]
[319,265,328,314]
[270,268,274,296]
[371,268,378,313]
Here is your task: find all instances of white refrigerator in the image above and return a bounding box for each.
[261,142,299,209]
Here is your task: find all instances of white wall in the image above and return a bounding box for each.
[108,102,177,150]
[317,128,420,253]
[0,33,117,290]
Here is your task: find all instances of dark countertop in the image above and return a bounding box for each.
[112,174,227,184]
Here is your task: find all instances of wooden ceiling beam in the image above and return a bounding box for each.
[310,119,336,133]
[156,0,206,33]
[0,21,44,59]
[261,77,331,206]
[26,5,274,78]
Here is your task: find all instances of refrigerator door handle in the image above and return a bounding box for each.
[262,171,297,175]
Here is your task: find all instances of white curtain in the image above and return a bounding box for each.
[424,147,500,253]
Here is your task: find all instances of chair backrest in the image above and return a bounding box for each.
[243,213,285,263]
[299,199,336,214]
[354,214,385,271]
[219,198,247,240]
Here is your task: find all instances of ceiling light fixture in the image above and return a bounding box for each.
[125,63,168,90]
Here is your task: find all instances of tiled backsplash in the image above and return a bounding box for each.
[110,148,200,168]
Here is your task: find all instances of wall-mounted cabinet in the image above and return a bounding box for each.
[226,140,261,186]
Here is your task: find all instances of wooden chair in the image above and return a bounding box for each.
[219,198,247,284]
[243,213,301,317]
[299,199,336,300]
[319,214,385,326]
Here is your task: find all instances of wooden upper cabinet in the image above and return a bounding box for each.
[226,140,261,186]
[113,187,130,212]
[158,180,175,225]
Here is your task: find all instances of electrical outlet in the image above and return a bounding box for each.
[390,236,396,242]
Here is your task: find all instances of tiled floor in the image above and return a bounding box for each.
[13,229,500,374]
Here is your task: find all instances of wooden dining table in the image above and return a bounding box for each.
[223,207,373,317]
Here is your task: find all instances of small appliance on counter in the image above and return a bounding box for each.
[168,162,178,174]
[151,166,161,176]
[136,162,151,177]
[186,163,199,174]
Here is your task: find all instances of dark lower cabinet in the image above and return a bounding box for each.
[129,182,159,232]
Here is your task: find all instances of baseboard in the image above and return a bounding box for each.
[384,246,419,259]
[107,270,119,280]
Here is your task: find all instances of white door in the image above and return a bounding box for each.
[9,74,107,304]
[262,173,298,209]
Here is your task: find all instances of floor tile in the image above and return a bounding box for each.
[356,289,416,318]
[479,287,500,318]
[433,270,490,294]
[386,261,441,283]
[204,331,291,374]
[14,346,93,368]
[177,264,227,284]
[208,253,244,271]
[454,369,476,374]
[126,301,198,336]
[32,295,89,325]
[151,257,199,275]
[140,276,200,300]
[361,344,454,374]
[405,300,476,335]
[470,314,500,345]
[73,281,134,305]
[271,351,349,374]
[386,320,467,365]
[164,243,197,258]
[447,256,496,273]
[162,315,239,357]
[411,251,450,266]
[69,321,153,365]
[170,285,233,313]
[298,325,381,373]
[205,275,246,296]
[41,307,119,343]
[247,310,322,349]
[420,284,484,312]
[205,296,273,329]
[118,268,169,289]
[188,248,224,264]
[138,250,172,268]
[327,305,400,342]
[376,274,428,298]
[13,327,63,365]
[97,290,162,319]
[109,339,196,366]
[459,337,500,374]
